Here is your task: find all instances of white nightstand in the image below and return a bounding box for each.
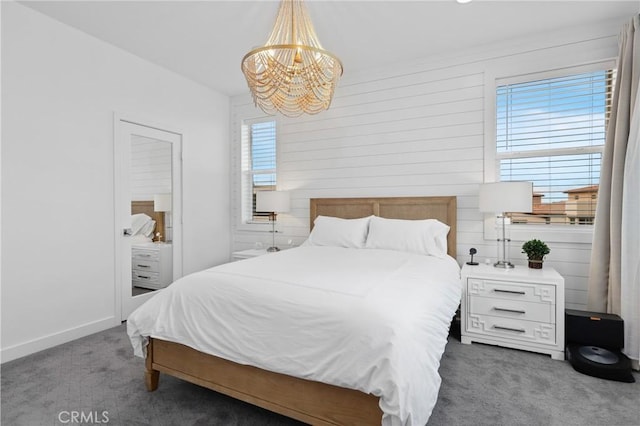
[460,263,565,360]
[132,243,173,290]
[231,248,269,261]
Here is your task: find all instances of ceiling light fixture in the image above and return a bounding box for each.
[241,0,343,117]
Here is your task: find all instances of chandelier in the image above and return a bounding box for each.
[241,0,343,117]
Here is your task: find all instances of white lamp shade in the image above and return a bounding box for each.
[478,182,533,213]
[256,191,290,213]
[154,193,172,212]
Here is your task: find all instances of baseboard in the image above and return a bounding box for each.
[1,316,119,364]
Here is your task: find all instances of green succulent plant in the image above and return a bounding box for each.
[521,239,550,261]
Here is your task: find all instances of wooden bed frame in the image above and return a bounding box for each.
[144,196,457,425]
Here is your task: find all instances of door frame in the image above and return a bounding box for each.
[113,112,183,322]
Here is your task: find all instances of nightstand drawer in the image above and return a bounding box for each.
[132,259,159,272]
[133,280,162,290]
[467,278,556,304]
[132,270,159,283]
[467,314,556,345]
[132,249,160,261]
[469,295,554,323]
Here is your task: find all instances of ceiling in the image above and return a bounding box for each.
[22,1,639,97]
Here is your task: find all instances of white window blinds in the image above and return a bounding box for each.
[496,68,614,225]
[241,120,277,222]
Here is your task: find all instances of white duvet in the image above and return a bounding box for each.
[127,246,461,426]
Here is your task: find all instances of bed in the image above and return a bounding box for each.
[127,196,460,425]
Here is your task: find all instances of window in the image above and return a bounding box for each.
[496,66,615,226]
[241,119,277,222]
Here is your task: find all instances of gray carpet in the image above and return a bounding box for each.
[2,324,638,426]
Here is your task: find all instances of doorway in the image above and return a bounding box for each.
[114,116,183,321]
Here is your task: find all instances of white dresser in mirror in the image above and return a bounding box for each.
[132,243,173,290]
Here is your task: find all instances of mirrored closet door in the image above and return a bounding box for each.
[115,117,182,320]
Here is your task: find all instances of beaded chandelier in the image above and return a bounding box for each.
[241,0,343,117]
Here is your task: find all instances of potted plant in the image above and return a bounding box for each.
[522,239,550,269]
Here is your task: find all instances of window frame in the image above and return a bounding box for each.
[483,59,616,244]
[237,116,280,231]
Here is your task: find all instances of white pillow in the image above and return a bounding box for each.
[131,213,152,236]
[307,215,371,248]
[365,216,450,258]
[139,219,156,238]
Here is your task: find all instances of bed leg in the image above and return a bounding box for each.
[145,338,159,391]
[145,368,159,391]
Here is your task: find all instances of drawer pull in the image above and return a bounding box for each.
[493,307,526,314]
[494,289,525,295]
[138,275,150,280]
[136,264,150,268]
[137,254,152,258]
[493,325,526,333]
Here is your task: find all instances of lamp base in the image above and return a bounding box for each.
[266,246,280,252]
[494,260,515,269]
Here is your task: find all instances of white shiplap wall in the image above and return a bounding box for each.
[230,25,621,311]
[130,135,172,201]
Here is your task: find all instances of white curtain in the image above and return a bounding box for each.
[622,76,640,367]
[588,15,639,366]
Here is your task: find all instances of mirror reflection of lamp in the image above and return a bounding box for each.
[256,191,290,252]
[153,193,172,243]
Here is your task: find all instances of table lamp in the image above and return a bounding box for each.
[153,193,172,242]
[479,182,533,268]
[256,191,290,252]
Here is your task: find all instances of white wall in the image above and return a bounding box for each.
[231,19,625,312]
[1,2,230,362]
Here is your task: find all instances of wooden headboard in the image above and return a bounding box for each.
[309,196,457,257]
[131,200,165,242]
